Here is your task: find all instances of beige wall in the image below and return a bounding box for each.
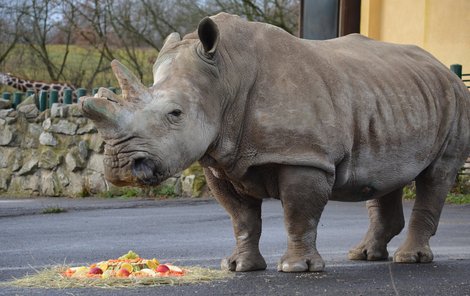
[361,0,470,72]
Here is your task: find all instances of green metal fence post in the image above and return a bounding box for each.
[76,88,87,102]
[13,92,23,109]
[39,91,48,112]
[450,64,462,79]
[49,90,58,108]
[92,88,99,95]
[2,92,11,101]
[63,88,73,104]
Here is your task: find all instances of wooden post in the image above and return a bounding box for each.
[39,91,48,112]
[2,92,11,101]
[49,90,58,108]
[13,92,23,109]
[76,88,87,103]
[63,88,73,104]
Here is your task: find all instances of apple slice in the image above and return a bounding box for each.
[167,264,183,273]
[156,264,170,273]
[88,267,103,275]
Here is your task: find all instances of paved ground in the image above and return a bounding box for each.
[0,197,469,295]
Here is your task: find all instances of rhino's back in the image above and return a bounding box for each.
[311,35,470,197]
[235,27,470,199]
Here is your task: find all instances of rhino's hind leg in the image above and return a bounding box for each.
[277,166,331,272]
[204,168,267,272]
[394,166,458,263]
[349,188,405,261]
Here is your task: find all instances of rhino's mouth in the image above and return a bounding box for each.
[131,158,163,186]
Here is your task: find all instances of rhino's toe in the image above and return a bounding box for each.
[277,261,308,272]
[277,253,325,273]
[394,245,433,263]
[348,244,389,261]
[221,252,267,272]
[220,257,236,271]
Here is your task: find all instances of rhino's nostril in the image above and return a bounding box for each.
[132,158,158,184]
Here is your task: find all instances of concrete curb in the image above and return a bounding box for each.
[0,197,215,218]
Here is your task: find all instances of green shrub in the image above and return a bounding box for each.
[402,178,470,204]
[152,184,177,198]
[403,182,416,200]
[446,193,470,204]
[451,175,470,194]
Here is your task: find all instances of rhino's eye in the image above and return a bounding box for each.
[167,109,183,124]
[169,109,182,117]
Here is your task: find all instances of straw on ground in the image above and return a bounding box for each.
[2,265,232,289]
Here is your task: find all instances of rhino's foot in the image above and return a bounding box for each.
[277,253,325,273]
[348,242,389,261]
[393,244,433,263]
[221,251,267,272]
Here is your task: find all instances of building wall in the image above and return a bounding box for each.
[361,0,470,72]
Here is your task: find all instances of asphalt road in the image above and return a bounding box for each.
[0,197,469,295]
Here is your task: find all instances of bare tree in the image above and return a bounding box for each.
[66,0,194,84]
[1,0,300,89]
[11,0,79,84]
[0,2,26,65]
[62,0,116,88]
[210,0,299,35]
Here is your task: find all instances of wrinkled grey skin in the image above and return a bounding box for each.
[80,13,470,273]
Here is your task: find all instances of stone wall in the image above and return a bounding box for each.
[0,101,206,198]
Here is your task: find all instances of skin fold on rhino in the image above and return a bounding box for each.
[79,13,470,273]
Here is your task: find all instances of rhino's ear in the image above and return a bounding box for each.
[197,17,219,58]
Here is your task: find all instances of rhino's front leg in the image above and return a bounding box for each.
[204,168,267,272]
[277,167,332,272]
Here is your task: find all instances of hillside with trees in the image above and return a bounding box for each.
[0,0,299,89]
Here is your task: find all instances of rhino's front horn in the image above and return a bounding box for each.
[111,60,150,103]
[79,96,121,124]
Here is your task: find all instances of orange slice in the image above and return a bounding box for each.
[145,258,159,270]
[120,262,133,273]
[98,262,108,272]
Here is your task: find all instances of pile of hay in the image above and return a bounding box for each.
[4,265,232,289]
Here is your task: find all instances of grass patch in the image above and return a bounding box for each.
[100,187,143,199]
[445,193,470,205]
[152,185,177,199]
[2,265,231,289]
[42,206,67,214]
[402,177,470,204]
[120,188,141,198]
[0,44,156,90]
[101,184,179,199]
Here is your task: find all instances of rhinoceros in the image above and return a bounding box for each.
[80,13,470,272]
